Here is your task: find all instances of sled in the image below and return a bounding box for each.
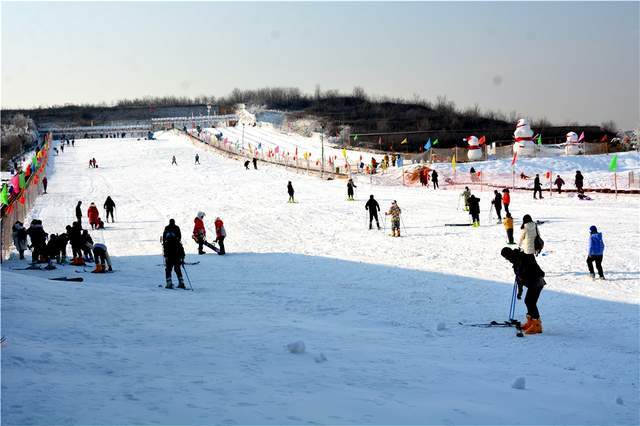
[49,277,84,283]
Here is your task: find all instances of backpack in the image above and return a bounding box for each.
[534,225,544,255]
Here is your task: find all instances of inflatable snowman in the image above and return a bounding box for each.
[466,136,483,161]
[513,118,536,156]
[564,131,583,155]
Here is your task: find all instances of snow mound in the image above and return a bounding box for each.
[512,377,526,390]
[287,341,306,354]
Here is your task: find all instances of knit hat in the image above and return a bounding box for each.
[197,212,205,219]
[589,225,598,234]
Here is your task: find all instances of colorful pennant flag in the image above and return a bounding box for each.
[609,155,618,172]
[578,132,585,142]
[400,138,408,145]
[424,138,432,150]
[342,148,347,159]
[511,151,518,166]
[537,134,542,146]
[601,135,609,143]
[274,146,280,154]
[0,184,8,205]
[478,136,486,146]
[19,172,26,189]
[353,134,358,141]
[433,138,439,146]
[451,154,457,171]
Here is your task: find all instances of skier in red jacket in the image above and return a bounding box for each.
[87,203,100,230]
[214,217,226,255]
[193,212,217,254]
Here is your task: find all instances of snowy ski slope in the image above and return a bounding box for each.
[1,131,639,425]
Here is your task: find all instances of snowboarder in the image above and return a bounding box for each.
[500,247,546,334]
[195,153,200,165]
[193,212,217,254]
[504,213,515,244]
[347,179,357,200]
[587,225,605,280]
[501,189,510,215]
[214,217,226,255]
[42,176,48,194]
[519,214,541,257]
[385,200,402,237]
[287,181,295,203]
[461,187,471,211]
[431,169,439,189]
[533,174,544,199]
[365,195,381,230]
[103,196,116,223]
[492,190,503,222]
[75,201,83,224]
[554,175,565,194]
[575,170,584,193]
[162,219,186,289]
[92,242,112,273]
[244,160,250,170]
[468,195,481,227]
[12,221,28,260]
[171,155,177,166]
[26,219,47,264]
[253,157,258,170]
[87,202,100,230]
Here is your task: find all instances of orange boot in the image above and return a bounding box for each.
[92,264,104,273]
[525,318,543,334]
[520,315,533,331]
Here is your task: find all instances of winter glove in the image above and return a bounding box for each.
[517,291,522,300]
[107,265,113,272]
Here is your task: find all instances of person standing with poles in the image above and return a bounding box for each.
[347,178,357,201]
[103,196,116,223]
[162,219,186,289]
[501,188,511,216]
[468,194,481,227]
[365,195,380,230]
[385,200,402,237]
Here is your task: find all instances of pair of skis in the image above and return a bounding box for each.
[459,319,524,337]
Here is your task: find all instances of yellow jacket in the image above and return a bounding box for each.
[503,217,513,230]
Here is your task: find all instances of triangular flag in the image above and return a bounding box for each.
[433,138,439,146]
[609,155,618,172]
[274,146,280,154]
[537,134,542,146]
[478,136,486,146]
[578,132,585,142]
[342,148,347,159]
[19,172,26,189]
[451,154,457,171]
[601,135,609,143]
[0,184,8,205]
[511,151,518,166]
[377,136,382,146]
[400,138,408,145]
[353,134,358,141]
[424,138,432,150]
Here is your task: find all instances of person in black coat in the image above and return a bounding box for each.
[244,160,250,170]
[68,222,83,262]
[103,196,116,223]
[431,170,439,189]
[501,247,546,334]
[56,232,69,264]
[80,230,94,261]
[533,174,544,199]
[365,195,381,230]
[162,219,185,289]
[287,181,295,203]
[347,179,357,200]
[26,219,47,263]
[575,170,584,193]
[554,175,565,194]
[467,195,481,227]
[492,190,503,222]
[252,157,258,170]
[75,201,83,224]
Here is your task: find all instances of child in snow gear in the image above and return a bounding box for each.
[347,179,357,200]
[87,202,100,229]
[386,201,402,237]
[287,181,295,203]
[554,175,565,194]
[492,190,503,222]
[12,221,28,259]
[461,187,471,211]
[103,196,116,223]
[26,219,47,263]
[75,201,83,224]
[163,219,186,289]
[92,243,112,273]
[533,174,544,199]
[501,247,546,334]
[501,188,510,215]
[587,225,605,280]
[171,155,177,165]
[575,170,584,193]
[193,212,218,254]
[42,176,48,193]
[431,170,439,189]
[215,217,226,255]
[519,214,542,256]
[467,195,481,227]
[365,195,381,230]
[244,160,250,170]
[504,213,515,244]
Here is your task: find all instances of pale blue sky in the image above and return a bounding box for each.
[2,1,638,128]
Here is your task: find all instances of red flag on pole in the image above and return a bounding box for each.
[578,132,585,142]
[478,136,486,146]
[511,151,518,166]
[600,135,608,142]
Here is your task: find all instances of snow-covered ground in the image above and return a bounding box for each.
[2,132,639,425]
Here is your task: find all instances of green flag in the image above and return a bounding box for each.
[537,134,542,146]
[609,155,618,172]
[0,184,8,205]
[353,134,358,141]
[19,172,26,189]
[433,138,439,146]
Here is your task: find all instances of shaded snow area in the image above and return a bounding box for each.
[2,132,639,425]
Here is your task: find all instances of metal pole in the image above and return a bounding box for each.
[321,127,325,179]
[242,123,245,147]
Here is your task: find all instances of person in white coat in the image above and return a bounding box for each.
[518,214,540,256]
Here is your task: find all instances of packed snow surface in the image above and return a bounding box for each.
[2,131,639,425]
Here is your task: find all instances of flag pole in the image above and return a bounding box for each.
[512,167,515,190]
[615,172,618,199]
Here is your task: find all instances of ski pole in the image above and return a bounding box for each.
[182,263,194,291]
[509,280,517,320]
[456,195,461,211]
[400,216,408,236]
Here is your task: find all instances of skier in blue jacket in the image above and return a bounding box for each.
[587,225,605,280]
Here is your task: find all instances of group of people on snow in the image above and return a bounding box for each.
[88,158,99,168]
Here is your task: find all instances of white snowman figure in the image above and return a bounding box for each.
[466,136,483,161]
[565,131,583,155]
[513,118,536,156]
